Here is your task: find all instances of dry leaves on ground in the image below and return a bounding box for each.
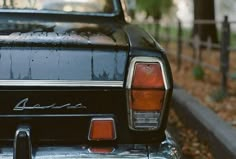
[166,46,236,127]
[168,109,213,159]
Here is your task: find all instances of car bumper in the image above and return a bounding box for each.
[0,132,181,159]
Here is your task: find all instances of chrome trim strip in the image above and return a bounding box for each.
[0,114,112,118]
[0,80,123,87]
[126,57,172,131]
[88,118,117,141]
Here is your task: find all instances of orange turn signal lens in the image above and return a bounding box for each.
[132,63,164,89]
[131,90,165,111]
[89,118,116,141]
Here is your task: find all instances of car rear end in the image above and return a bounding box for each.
[0,45,180,159]
[0,0,181,158]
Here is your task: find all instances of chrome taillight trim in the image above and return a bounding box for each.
[88,118,117,141]
[126,57,172,131]
[0,80,123,87]
[126,57,171,90]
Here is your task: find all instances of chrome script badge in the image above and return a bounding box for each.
[14,98,87,111]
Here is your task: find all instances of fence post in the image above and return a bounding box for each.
[193,34,201,64]
[220,16,230,94]
[177,19,182,71]
[207,36,212,54]
[165,27,170,50]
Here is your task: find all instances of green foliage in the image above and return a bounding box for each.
[210,89,227,102]
[136,0,173,20]
[192,65,205,80]
[230,72,236,80]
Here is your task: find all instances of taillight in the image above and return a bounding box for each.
[88,118,116,141]
[126,57,170,131]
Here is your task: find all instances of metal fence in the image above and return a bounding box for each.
[134,16,236,94]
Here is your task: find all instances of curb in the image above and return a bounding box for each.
[172,87,236,159]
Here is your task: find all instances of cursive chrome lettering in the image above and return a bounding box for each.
[14,98,87,111]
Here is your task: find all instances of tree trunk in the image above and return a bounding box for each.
[193,0,218,43]
[10,0,14,8]
[3,0,7,7]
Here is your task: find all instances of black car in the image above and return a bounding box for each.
[0,0,181,158]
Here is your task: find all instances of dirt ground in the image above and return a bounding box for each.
[165,42,236,127]
[165,42,236,159]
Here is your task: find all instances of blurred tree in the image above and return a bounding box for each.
[193,0,218,43]
[136,0,173,20]
[2,0,14,8]
[136,0,173,40]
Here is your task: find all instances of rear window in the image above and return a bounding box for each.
[0,0,117,14]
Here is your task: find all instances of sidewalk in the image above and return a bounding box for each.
[172,86,236,159]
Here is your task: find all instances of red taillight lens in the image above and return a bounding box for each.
[132,63,164,89]
[89,118,116,141]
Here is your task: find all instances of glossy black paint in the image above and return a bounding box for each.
[0,48,127,81]
[0,0,173,145]
[0,88,165,144]
[124,25,164,53]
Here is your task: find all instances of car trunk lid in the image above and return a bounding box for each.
[0,44,129,143]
